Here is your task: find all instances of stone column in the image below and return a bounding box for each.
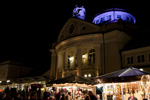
[94,43,101,76]
[50,49,57,80]
[62,50,66,78]
[77,46,82,76]
[56,53,60,79]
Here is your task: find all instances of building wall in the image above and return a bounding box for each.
[7,65,20,79]
[0,61,34,81]
[104,30,132,73]
[0,64,9,81]
[121,46,150,72]
[7,65,33,79]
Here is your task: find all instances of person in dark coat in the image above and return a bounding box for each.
[60,94,66,100]
[30,92,37,100]
[14,93,21,100]
[43,91,48,100]
[128,93,138,100]
[55,92,61,100]
[0,92,7,100]
[88,91,97,100]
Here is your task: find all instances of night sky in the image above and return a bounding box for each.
[1,0,150,70]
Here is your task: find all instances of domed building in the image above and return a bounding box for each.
[50,6,150,80]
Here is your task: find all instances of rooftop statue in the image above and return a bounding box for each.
[72,5,86,20]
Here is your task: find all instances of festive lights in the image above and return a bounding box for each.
[141,75,150,99]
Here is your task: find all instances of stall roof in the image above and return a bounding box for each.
[95,67,150,79]
[12,76,49,83]
[48,74,97,85]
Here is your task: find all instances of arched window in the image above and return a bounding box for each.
[68,55,70,68]
[88,49,95,65]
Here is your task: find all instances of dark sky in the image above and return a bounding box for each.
[0,0,150,70]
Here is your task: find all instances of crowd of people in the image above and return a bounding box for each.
[0,89,98,100]
[0,89,141,100]
[0,92,22,100]
[43,90,98,100]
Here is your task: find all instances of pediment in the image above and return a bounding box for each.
[57,18,100,43]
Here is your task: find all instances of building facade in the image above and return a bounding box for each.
[122,46,150,71]
[0,61,33,82]
[50,7,150,80]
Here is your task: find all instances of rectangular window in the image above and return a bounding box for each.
[127,56,134,64]
[131,56,133,64]
[107,15,111,21]
[137,55,141,63]
[131,18,134,23]
[96,20,99,24]
[127,17,130,22]
[137,55,145,63]
[117,15,121,19]
[141,55,145,62]
[127,57,130,64]
[101,17,105,23]
[109,15,111,20]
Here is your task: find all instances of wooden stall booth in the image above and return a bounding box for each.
[47,74,97,100]
[95,67,150,100]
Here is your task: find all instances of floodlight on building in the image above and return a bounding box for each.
[6,80,10,83]
[88,74,91,77]
[82,54,86,59]
[0,81,2,83]
[84,74,87,77]
[82,54,86,62]
[69,57,74,63]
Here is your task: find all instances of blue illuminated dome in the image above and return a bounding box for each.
[92,8,136,25]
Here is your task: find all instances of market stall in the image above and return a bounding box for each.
[47,74,97,99]
[95,67,150,100]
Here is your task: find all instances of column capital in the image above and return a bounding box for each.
[58,49,66,55]
[49,49,56,53]
[50,49,57,56]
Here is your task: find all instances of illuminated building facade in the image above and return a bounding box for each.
[50,7,150,80]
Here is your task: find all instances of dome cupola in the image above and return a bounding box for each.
[92,8,136,25]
